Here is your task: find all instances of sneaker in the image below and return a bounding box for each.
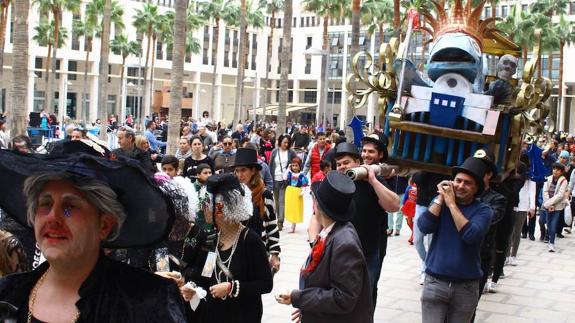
[509,257,518,266]
[488,281,498,293]
[548,243,556,252]
[504,257,510,266]
[564,228,572,234]
[482,283,490,294]
[557,233,565,238]
[419,273,425,285]
[394,230,400,236]
[529,235,535,241]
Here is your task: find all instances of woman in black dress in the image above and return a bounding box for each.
[181,173,272,323]
[183,136,214,180]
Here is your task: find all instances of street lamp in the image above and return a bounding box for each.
[243,76,257,126]
[303,47,329,129]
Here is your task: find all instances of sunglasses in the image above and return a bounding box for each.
[223,142,233,146]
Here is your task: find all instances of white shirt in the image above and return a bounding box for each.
[319,222,336,240]
[515,179,536,212]
[274,150,289,181]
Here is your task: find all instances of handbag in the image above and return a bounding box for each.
[564,198,573,226]
[276,150,289,189]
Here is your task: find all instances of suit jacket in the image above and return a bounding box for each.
[291,222,373,323]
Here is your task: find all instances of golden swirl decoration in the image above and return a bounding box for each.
[345,38,399,115]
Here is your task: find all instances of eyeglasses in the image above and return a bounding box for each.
[223,142,233,146]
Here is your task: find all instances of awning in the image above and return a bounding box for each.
[249,104,318,116]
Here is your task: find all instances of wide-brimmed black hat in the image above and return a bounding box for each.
[452,157,487,195]
[335,142,360,159]
[0,150,175,248]
[311,171,356,222]
[473,148,497,175]
[232,148,262,170]
[361,132,389,161]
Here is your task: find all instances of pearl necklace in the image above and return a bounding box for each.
[28,269,80,323]
[215,226,243,285]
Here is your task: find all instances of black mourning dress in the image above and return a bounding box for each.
[183,227,273,323]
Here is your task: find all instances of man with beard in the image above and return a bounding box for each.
[419,157,493,323]
[334,142,400,307]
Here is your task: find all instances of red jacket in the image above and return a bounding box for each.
[310,143,331,179]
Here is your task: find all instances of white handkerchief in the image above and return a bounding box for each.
[184,282,207,311]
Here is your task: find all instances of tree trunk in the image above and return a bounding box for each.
[393,0,400,29]
[167,0,187,155]
[8,0,28,138]
[233,0,248,126]
[98,0,112,140]
[142,29,152,127]
[547,52,553,81]
[319,15,328,129]
[263,10,276,122]
[150,35,157,119]
[80,37,91,122]
[48,10,61,120]
[347,0,360,139]
[209,19,220,120]
[278,0,292,134]
[559,42,564,130]
[116,56,126,121]
[0,3,9,113]
[379,22,384,45]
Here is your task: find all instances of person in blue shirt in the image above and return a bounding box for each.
[418,157,493,323]
[144,120,166,152]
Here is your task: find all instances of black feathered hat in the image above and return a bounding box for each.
[0,150,175,248]
[206,173,253,223]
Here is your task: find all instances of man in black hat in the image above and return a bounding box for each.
[334,142,400,306]
[418,157,493,323]
[0,150,187,322]
[277,172,373,323]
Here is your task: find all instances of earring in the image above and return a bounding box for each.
[64,208,72,217]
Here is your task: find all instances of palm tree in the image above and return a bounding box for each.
[111,35,140,120]
[97,0,112,140]
[167,0,188,155]
[133,2,160,122]
[261,0,283,121]
[278,0,292,134]
[198,0,239,120]
[234,0,265,124]
[8,0,28,138]
[73,0,124,122]
[531,0,569,77]
[33,18,68,112]
[32,0,81,116]
[555,16,575,129]
[0,0,11,111]
[361,0,393,44]
[302,0,347,128]
[233,0,249,126]
[147,13,171,118]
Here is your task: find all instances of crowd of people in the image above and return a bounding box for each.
[0,108,573,323]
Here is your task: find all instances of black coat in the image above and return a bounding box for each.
[0,254,187,322]
[292,222,373,323]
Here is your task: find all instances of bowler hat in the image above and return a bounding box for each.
[473,149,497,175]
[311,171,356,222]
[335,142,360,159]
[452,157,487,195]
[232,148,262,170]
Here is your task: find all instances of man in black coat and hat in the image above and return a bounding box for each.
[0,149,187,322]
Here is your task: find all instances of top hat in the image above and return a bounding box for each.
[0,150,175,248]
[311,171,356,222]
[452,157,488,195]
[473,149,497,175]
[335,142,360,159]
[232,148,262,170]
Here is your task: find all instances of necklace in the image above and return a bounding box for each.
[28,269,81,323]
[215,226,243,284]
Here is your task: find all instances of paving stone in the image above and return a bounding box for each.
[477,300,520,315]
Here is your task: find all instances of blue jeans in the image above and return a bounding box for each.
[539,210,548,240]
[414,204,432,273]
[388,194,404,231]
[365,248,381,305]
[547,210,561,244]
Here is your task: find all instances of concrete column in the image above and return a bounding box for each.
[340,31,349,130]
[293,79,300,105]
[89,55,99,122]
[193,72,201,120]
[58,58,69,123]
[215,73,223,121]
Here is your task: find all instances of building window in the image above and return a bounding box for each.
[301,17,304,27]
[107,95,116,115]
[224,29,231,67]
[484,6,491,17]
[522,4,529,12]
[127,67,140,78]
[277,18,282,28]
[34,91,45,112]
[303,89,316,103]
[501,5,508,17]
[251,33,257,70]
[108,64,112,83]
[267,36,271,72]
[306,36,312,50]
[68,61,77,80]
[293,17,297,28]
[202,26,210,65]
[156,41,163,60]
[56,60,61,79]
[570,2,575,14]
[211,26,217,66]
[312,17,315,26]
[327,90,341,104]
[306,17,310,27]
[305,57,311,74]
[166,44,173,61]
[232,30,238,68]
[72,14,81,50]
[35,57,43,78]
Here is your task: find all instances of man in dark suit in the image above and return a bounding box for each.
[277,172,373,323]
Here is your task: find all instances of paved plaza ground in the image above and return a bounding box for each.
[262,195,575,323]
